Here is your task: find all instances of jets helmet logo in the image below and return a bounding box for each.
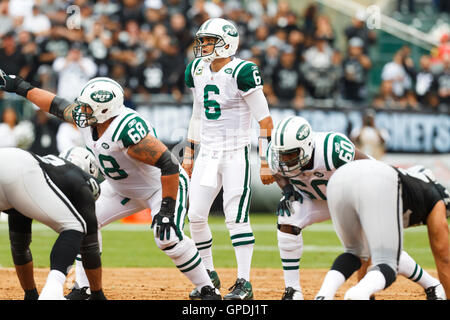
[91,90,114,103]
[296,124,310,141]
[222,25,238,37]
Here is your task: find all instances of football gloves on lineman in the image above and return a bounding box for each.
[277,184,303,217]
[0,69,34,97]
[151,197,183,241]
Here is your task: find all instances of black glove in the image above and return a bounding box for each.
[151,197,182,241]
[277,184,303,217]
[0,69,34,97]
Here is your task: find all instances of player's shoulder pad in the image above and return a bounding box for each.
[324,132,355,170]
[112,112,151,148]
[185,58,202,88]
[233,60,263,92]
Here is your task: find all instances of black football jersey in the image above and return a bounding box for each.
[30,152,100,234]
[394,166,450,227]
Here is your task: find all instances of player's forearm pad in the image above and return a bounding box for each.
[155,150,180,176]
[49,96,72,120]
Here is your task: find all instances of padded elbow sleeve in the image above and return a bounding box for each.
[155,150,179,176]
[49,96,72,120]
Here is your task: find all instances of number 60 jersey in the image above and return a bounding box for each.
[268,132,356,201]
[79,107,161,199]
[185,57,263,151]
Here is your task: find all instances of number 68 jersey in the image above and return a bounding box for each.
[79,107,162,199]
[268,132,356,201]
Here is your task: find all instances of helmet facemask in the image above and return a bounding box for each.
[72,99,97,128]
[272,147,312,178]
[193,35,226,62]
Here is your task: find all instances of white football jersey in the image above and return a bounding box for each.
[185,57,264,151]
[79,107,162,199]
[268,132,356,200]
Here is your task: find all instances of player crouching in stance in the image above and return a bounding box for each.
[0,147,104,300]
[316,160,449,300]
[268,116,446,300]
[0,70,220,300]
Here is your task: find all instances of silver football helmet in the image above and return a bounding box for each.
[59,146,99,178]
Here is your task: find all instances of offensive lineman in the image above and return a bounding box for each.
[316,160,450,299]
[182,17,275,300]
[0,147,104,300]
[268,115,445,300]
[0,70,220,300]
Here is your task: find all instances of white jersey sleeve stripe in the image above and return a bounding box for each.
[323,133,334,171]
[112,114,138,142]
[233,61,251,79]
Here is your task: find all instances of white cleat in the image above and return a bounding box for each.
[344,287,370,300]
[425,284,446,300]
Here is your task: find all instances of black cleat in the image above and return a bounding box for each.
[65,286,91,300]
[199,286,221,300]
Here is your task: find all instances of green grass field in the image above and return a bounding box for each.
[0,213,437,269]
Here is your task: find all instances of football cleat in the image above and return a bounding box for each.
[425,284,446,300]
[223,278,253,300]
[189,270,221,300]
[65,285,91,300]
[199,286,222,300]
[282,287,304,300]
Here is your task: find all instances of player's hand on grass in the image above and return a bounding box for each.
[277,184,302,216]
[151,197,182,241]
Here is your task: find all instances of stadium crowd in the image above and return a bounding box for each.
[0,0,449,156]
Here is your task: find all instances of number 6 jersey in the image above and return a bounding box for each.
[79,107,162,199]
[268,132,356,200]
[185,57,263,151]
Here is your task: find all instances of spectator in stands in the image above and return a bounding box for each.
[38,26,71,66]
[168,12,193,60]
[120,0,145,24]
[414,54,440,110]
[315,14,335,47]
[350,108,389,160]
[52,42,98,101]
[28,110,60,156]
[301,32,342,101]
[0,31,30,80]
[246,0,278,26]
[342,37,372,103]
[0,106,34,150]
[344,10,376,53]
[17,30,40,85]
[301,2,319,47]
[85,20,113,75]
[137,48,165,97]
[287,28,305,63]
[0,107,19,148]
[267,46,304,109]
[0,1,14,38]
[379,49,412,109]
[435,53,450,111]
[22,5,52,38]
